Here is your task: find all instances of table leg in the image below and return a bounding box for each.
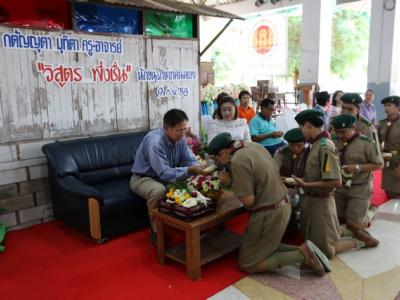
[155,218,165,264]
[186,227,201,280]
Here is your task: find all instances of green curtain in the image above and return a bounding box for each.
[145,11,193,38]
[0,224,5,252]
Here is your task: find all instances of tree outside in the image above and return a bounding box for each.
[287,7,370,81]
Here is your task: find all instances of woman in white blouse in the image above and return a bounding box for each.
[208,95,251,143]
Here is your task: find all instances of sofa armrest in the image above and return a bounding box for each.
[58,176,104,205]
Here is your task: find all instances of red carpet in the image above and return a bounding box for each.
[0,215,248,300]
[0,171,387,300]
[371,169,388,205]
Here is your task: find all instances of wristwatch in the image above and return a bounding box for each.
[355,164,361,174]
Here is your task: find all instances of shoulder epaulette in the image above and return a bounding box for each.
[378,119,387,125]
[320,137,328,146]
[359,135,371,142]
[360,117,372,126]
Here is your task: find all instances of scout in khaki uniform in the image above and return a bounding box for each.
[339,93,379,144]
[331,114,382,240]
[274,128,307,178]
[208,132,330,276]
[274,128,307,234]
[293,110,378,258]
[378,96,400,198]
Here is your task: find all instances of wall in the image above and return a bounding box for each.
[0,26,199,230]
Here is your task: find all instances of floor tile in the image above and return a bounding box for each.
[207,286,250,300]
[234,277,293,300]
[329,257,363,300]
[364,266,400,300]
[338,219,400,278]
[249,269,341,300]
[378,199,400,214]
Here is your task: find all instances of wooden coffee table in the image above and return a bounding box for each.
[151,192,245,280]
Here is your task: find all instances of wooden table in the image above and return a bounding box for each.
[151,192,245,280]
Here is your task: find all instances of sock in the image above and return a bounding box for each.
[340,224,354,237]
[366,209,375,223]
[354,238,366,249]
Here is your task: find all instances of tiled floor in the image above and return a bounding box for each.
[209,199,400,300]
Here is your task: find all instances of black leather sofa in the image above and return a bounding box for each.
[42,131,149,243]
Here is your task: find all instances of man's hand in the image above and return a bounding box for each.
[342,164,356,174]
[272,131,284,138]
[291,176,308,188]
[219,171,231,186]
[188,166,211,176]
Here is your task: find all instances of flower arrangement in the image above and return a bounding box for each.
[186,127,207,159]
[158,174,222,221]
[187,173,220,196]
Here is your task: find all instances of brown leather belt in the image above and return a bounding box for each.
[303,191,333,197]
[251,196,288,213]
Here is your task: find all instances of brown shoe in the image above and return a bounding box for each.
[299,241,325,276]
[354,229,379,248]
[346,221,379,248]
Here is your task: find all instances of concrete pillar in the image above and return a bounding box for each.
[299,0,334,91]
[367,0,400,120]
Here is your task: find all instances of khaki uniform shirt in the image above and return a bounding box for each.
[274,146,306,177]
[229,142,291,270]
[230,142,288,210]
[334,135,383,185]
[378,115,400,193]
[303,138,341,195]
[357,116,379,144]
[301,136,341,258]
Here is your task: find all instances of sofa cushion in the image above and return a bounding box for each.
[91,178,147,217]
[109,131,147,165]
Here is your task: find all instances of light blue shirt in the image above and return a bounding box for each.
[131,128,197,182]
[249,113,283,147]
[359,101,377,124]
[313,104,329,129]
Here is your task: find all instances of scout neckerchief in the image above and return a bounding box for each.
[339,132,359,188]
[226,141,245,173]
[384,113,400,148]
[339,132,360,165]
[383,113,400,168]
[295,131,329,194]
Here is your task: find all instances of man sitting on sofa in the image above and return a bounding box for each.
[130,109,211,243]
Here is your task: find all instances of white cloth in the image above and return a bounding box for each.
[207,118,251,143]
[275,107,298,133]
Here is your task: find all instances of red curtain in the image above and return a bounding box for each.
[0,0,71,29]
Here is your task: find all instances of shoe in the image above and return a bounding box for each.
[346,222,379,248]
[354,229,379,248]
[299,241,325,276]
[305,240,332,272]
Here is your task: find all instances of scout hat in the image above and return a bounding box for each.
[208,132,233,155]
[341,93,362,105]
[381,96,400,105]
[295,109,324,124]
[283,128,305,143]
[331,114,356,129]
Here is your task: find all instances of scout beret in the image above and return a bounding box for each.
[295,109,324,124]
[283,128,305,143]
[381,96,400,105]
[208,132,233,155]
[331,114,356,129]
[341,93,362,104]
